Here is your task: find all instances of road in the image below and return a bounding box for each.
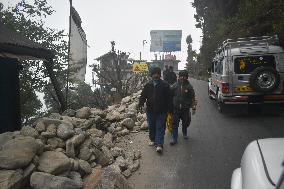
[128,78,284,189]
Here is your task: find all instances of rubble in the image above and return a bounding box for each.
[0,89,148,189]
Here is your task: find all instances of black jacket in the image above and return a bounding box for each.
[171,80,195,109]
[164,71,177,85]
[138,79,172,113]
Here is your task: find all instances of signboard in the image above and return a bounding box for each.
[132,63,149,73]
[150,30,182,52]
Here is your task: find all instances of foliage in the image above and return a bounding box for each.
[192,0,284,72]
[92,41,144,103]
[0,0,68,121]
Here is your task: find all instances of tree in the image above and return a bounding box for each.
[186,35,199,77]
[92,41,144,103]
[0,0,68,121]
[192,0,284,74]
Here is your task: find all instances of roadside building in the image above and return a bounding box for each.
[0,23,65,133]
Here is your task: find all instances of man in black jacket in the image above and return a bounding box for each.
[164,66,177,85]
[138,67,172,153]
[170,70,197,145]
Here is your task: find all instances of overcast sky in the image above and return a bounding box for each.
[4,0,202,85]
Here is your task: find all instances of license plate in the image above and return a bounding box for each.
[234,86,254,92]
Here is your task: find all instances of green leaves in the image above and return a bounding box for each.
[193,0,284,72]
[1,0,68,120]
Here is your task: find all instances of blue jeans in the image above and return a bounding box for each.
[172,108,191,141]
[146,112,166,146]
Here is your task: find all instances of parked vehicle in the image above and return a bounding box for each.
[208,35,284,113]
[231,138,284,189]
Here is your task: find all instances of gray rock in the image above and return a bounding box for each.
[70,158,80,171]
[79,118,95,130]
[128,102,138,111]
[100,165,132,189]
[117,128,130,136]
[71,134,86,147]
[30,172,82,189]
[106,111,122,122]
[69,171,83,187]
[76,107,91,119]
[0,136,40,169]
[120,118,135,130]
[134,150,142,160]
[140,121,148,130]
[20,126,39,138]
[47,137,65,149]
[57,123,74,139]
[94,146,113,167]
[79,147,92,161]
[122,169,132,178]
[41,124,57,138]
[110,147,124,158]
[0,132,14,148]
[0,169,23,189]
[107,125,115,133]
[38,151,71,175]
[35,121,46,132]
[78,159,92,175]
[129,159,140,172]
[103,133,114,148]
[92,137,103,148]
[115,156,127,171]
[66,140,75,158]
[121,96,131,104]
[62,109,76,117]
[87,128,103,138]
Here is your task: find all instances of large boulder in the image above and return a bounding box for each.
[120,118,135,130]
[100,165,132,189]
[62,109,76,117]
[0,136,40,169]
[76,107,91,119]
[57,123,74,140]
[20,126,39,138]
[37,151,71,175]
[0,169,23,189]
[30,172,82,189]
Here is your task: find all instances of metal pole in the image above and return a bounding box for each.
[65,0,72,107]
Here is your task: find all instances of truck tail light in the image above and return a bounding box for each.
[221,82,230,94]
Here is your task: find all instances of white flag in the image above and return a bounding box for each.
[69,6,87,82]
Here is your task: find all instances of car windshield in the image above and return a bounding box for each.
[234,55,276,74]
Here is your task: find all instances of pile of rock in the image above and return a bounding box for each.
[0,90,148,189]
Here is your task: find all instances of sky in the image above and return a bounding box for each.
[4,0,202,85]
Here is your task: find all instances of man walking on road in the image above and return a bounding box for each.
[164,66,177,85]
[170,70,197,145]
[138,67,172,153]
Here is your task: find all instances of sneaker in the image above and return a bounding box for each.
[183,135,189,140]
[156,146,163,153]
[170,140,177,145]
[148,141,155,146]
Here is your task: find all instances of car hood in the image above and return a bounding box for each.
[258,138,284,184]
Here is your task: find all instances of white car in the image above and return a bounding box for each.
[231,138,284,189]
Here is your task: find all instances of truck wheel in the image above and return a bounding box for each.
[249,67,280,93]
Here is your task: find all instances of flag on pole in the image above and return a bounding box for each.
[69,6,87,82]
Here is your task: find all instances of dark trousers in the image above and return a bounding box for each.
[146,112,166,146]
[172,108,191,141]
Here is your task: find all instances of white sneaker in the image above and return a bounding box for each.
[156,146,163,153]
[148,141,155,146]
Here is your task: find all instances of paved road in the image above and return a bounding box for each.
[128,78,284,189]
